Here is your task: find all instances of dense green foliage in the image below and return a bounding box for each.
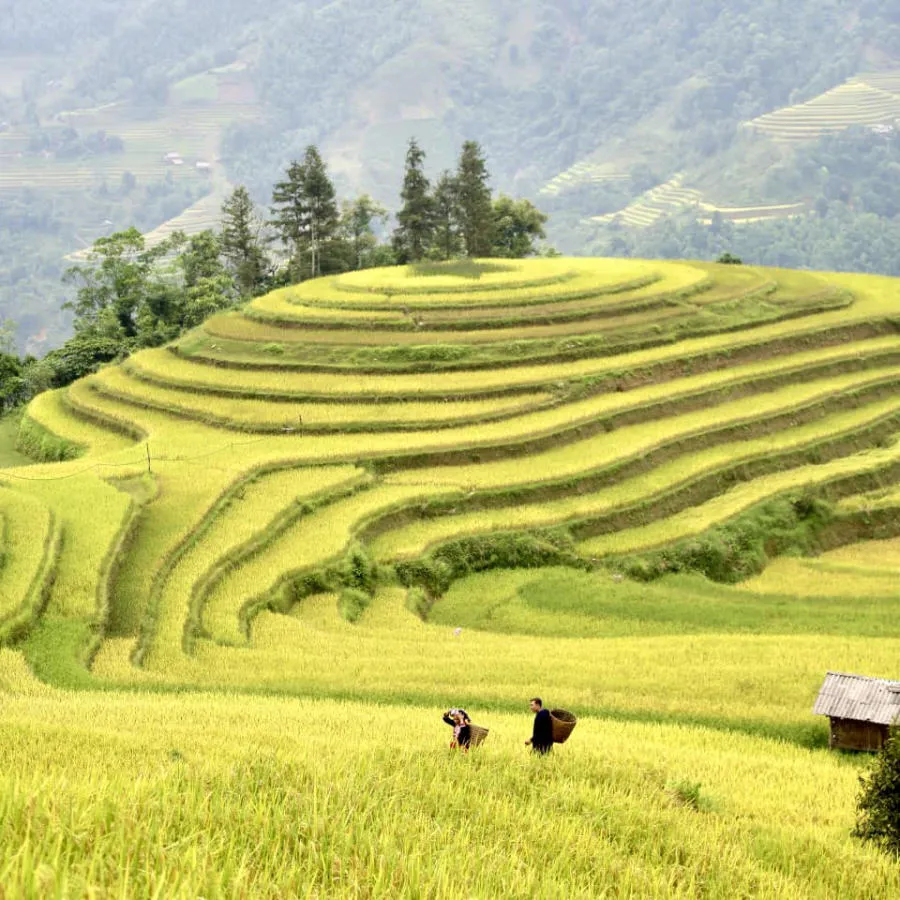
[0,142,549,410]
[270,146,340,280]
[0,178,209,351]
[596,129,900,273]
[393,139,434,263]
[856,730,900,857]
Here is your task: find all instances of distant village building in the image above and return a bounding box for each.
[813,671,900,751]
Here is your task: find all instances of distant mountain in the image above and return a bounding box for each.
[3,0,900,349]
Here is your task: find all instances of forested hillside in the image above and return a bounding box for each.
[3,0,900,349]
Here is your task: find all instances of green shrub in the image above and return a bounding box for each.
[405,586,430,619]
[617,496,833,583]
[338,588,371,623]
[666,778,711,812]
[396,529,588,597]
[854,729,900,857]
[16,414,82,462]
[332,544,378,594]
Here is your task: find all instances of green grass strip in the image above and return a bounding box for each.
[0,487,60,645]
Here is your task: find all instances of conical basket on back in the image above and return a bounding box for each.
[468,724,489,747]
[549,709,577,743]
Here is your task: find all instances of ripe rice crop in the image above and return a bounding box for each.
[182,269,884,373]
[201,483,459,647]
[146,464,364,662]
[77,579,900,745]
[578,436,900,558]
[3,685,900,898]
[204,302,697,346]
[22,388,133,456]
[9,258,900,895]
[163,330,900,400]
[264,258,681,309]
[741,536,900,598]
[371,391,900,560]
[0,487,57,642]
[88,366,554,432]
[381,363,900,489]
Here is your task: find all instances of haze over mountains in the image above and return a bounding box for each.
[3,0,900,349]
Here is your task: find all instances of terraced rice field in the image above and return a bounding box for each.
[539,160,631,197]
[745,73,900,143]
[0,103,259,194]
[696,200,812,226]
[4,257,900,895]
[141,182,231,248]
[591,174,702,228]
[0,253,896,677]
[590,177,812,230]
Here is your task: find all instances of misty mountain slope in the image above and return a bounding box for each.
[3,0,900,349]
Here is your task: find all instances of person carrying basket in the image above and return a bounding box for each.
[443,708,472,751]
[525,697,553,755]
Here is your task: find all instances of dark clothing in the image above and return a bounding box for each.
[443,713,471,748]
[532,708,553,754]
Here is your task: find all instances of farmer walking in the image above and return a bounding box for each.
[525,697,553,755]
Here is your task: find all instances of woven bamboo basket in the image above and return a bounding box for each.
[550,709,577,743]
[468,724,489,747]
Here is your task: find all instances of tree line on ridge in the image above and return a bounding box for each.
[0,139,549,415]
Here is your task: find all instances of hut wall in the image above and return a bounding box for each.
[829,717,890,751]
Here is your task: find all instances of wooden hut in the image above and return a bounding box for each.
[813,671,900,751]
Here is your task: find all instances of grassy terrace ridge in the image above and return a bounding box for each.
[245,272,795,334]
[246,260,716,326]
[291,258,663,304]
[9,258,900,895]
[178,287,861,373]
[193,293,852,370]
[367,392,900,561]
[125,333,900,402]
[85,366,556,434]
[207,269,842,347]
[0,487,59,645]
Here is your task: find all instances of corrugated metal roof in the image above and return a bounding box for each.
[813,671,900,725]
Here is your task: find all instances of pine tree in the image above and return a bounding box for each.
[270,146,339,280]
[270,160,306,278]
[300,145,339,279]
[432,171,461,261]
[393,138,434,263]
[221,186,269,297]
[456,141,494,258]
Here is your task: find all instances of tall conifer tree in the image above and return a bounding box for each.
[432,171,461,261]
[393,138,434,263]
[270,146,338,280]
[221,186,269,296]
[456,141,494,258]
